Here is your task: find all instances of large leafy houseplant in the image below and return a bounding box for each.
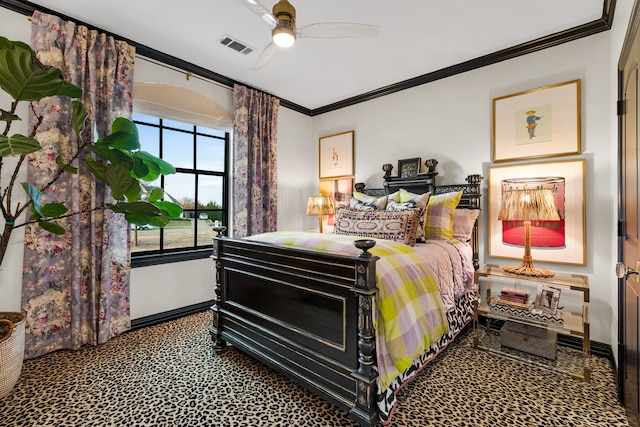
[0,36,183,267]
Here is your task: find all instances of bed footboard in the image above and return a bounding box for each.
[210,233,380,427]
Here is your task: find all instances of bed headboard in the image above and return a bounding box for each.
[354,171,482,269]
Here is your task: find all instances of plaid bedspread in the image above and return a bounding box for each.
[245,231,450,391]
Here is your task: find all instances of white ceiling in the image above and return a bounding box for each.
[25,0,607,111]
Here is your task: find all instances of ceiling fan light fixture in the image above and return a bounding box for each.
[272,24,296,47]
[271,0,296,47]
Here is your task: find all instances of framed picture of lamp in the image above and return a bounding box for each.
[488,159,586,266]
[319,177,354,233]
[492,79,581,162]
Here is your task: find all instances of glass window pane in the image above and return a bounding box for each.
[198,175,223,210]
[195,212,217,247]
[164,217,195,250]
[196,135,225,171]
[165,173,195,210]
[130,225,160,253]
[163,118,193,131]
[198,126,225,138]
[163,129,193,169]
[133,112,160,125]
[137,123,160,158]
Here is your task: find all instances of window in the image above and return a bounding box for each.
[131,112,229,266]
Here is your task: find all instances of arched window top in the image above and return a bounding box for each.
[133,82,232,130]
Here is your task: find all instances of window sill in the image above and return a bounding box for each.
[131,248,212,267]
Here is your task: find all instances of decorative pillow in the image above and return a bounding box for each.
[333,207,422,246]
[387,190,431,242]
[424,191,463,241]
[350,191,388,211]
[452,209,481,242]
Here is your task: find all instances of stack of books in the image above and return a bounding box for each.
[494,287,531,310]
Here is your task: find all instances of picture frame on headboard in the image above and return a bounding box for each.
[492,79,581,162]
[398,157,421,178]
[319,131,354,179]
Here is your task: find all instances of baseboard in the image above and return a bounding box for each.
[479,316,613,360]
[557,333,612,360]
[130,300,214,330]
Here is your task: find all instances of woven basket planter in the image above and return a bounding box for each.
[0,312,26,398]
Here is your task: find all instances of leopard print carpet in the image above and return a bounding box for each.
[0,311,628,427]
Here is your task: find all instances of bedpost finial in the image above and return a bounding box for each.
[212,226,227,237]
[425,158,438,173]
[382,163,393,179]
[354,239,376,257]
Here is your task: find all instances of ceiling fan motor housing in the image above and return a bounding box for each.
[273,0,296,26]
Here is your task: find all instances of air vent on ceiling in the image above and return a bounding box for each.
[218,35,254,55]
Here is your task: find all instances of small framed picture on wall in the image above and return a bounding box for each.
[319,131,354,179]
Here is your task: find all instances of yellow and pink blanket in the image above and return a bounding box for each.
[246,231,473,391]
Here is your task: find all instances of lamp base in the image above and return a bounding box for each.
[503,260,555,278]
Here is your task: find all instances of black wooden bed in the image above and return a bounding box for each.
[209,171,482,426]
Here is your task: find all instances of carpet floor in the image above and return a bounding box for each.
[0,311,629,426]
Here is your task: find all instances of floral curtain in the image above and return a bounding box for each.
[22,11,135,358]
[232,84,280,237]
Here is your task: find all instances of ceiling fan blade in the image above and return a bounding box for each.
[237,0,277,29]
[252,42,278,70]
[296,23,379,38]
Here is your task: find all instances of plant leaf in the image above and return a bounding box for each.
[56,155,78,174]
[153,200,183,218]
[0,109,20,122]
[110,201,171,227]
[104,162,134,200]
[148,187,164,203]
[39,203,68,218]
[0,134,42,156]
[38,220,66,235]
[124,180,141,202]
[86,156,107,181]
[130,156,150,179]
[134,151,175,180]
[0,41,82,101]
[96,118,140,150]
[71,100,88,140]
[21,182,42,215]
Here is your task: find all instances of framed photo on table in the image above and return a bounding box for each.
[532,285,561,316]
[492,79,581,162]
[319,131,354,179]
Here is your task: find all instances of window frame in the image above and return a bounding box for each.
[130,114,229,267]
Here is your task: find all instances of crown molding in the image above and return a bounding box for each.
[1,0,615,117]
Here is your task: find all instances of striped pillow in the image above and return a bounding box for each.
[350,191,388,211]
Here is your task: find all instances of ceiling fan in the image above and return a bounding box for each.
[238,0,380,70]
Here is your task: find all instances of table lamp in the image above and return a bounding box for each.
[306,196,335,233]
[498,180,560,277]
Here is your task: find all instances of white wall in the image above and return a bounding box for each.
[0,8,32,312]
[311,28,623,346]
